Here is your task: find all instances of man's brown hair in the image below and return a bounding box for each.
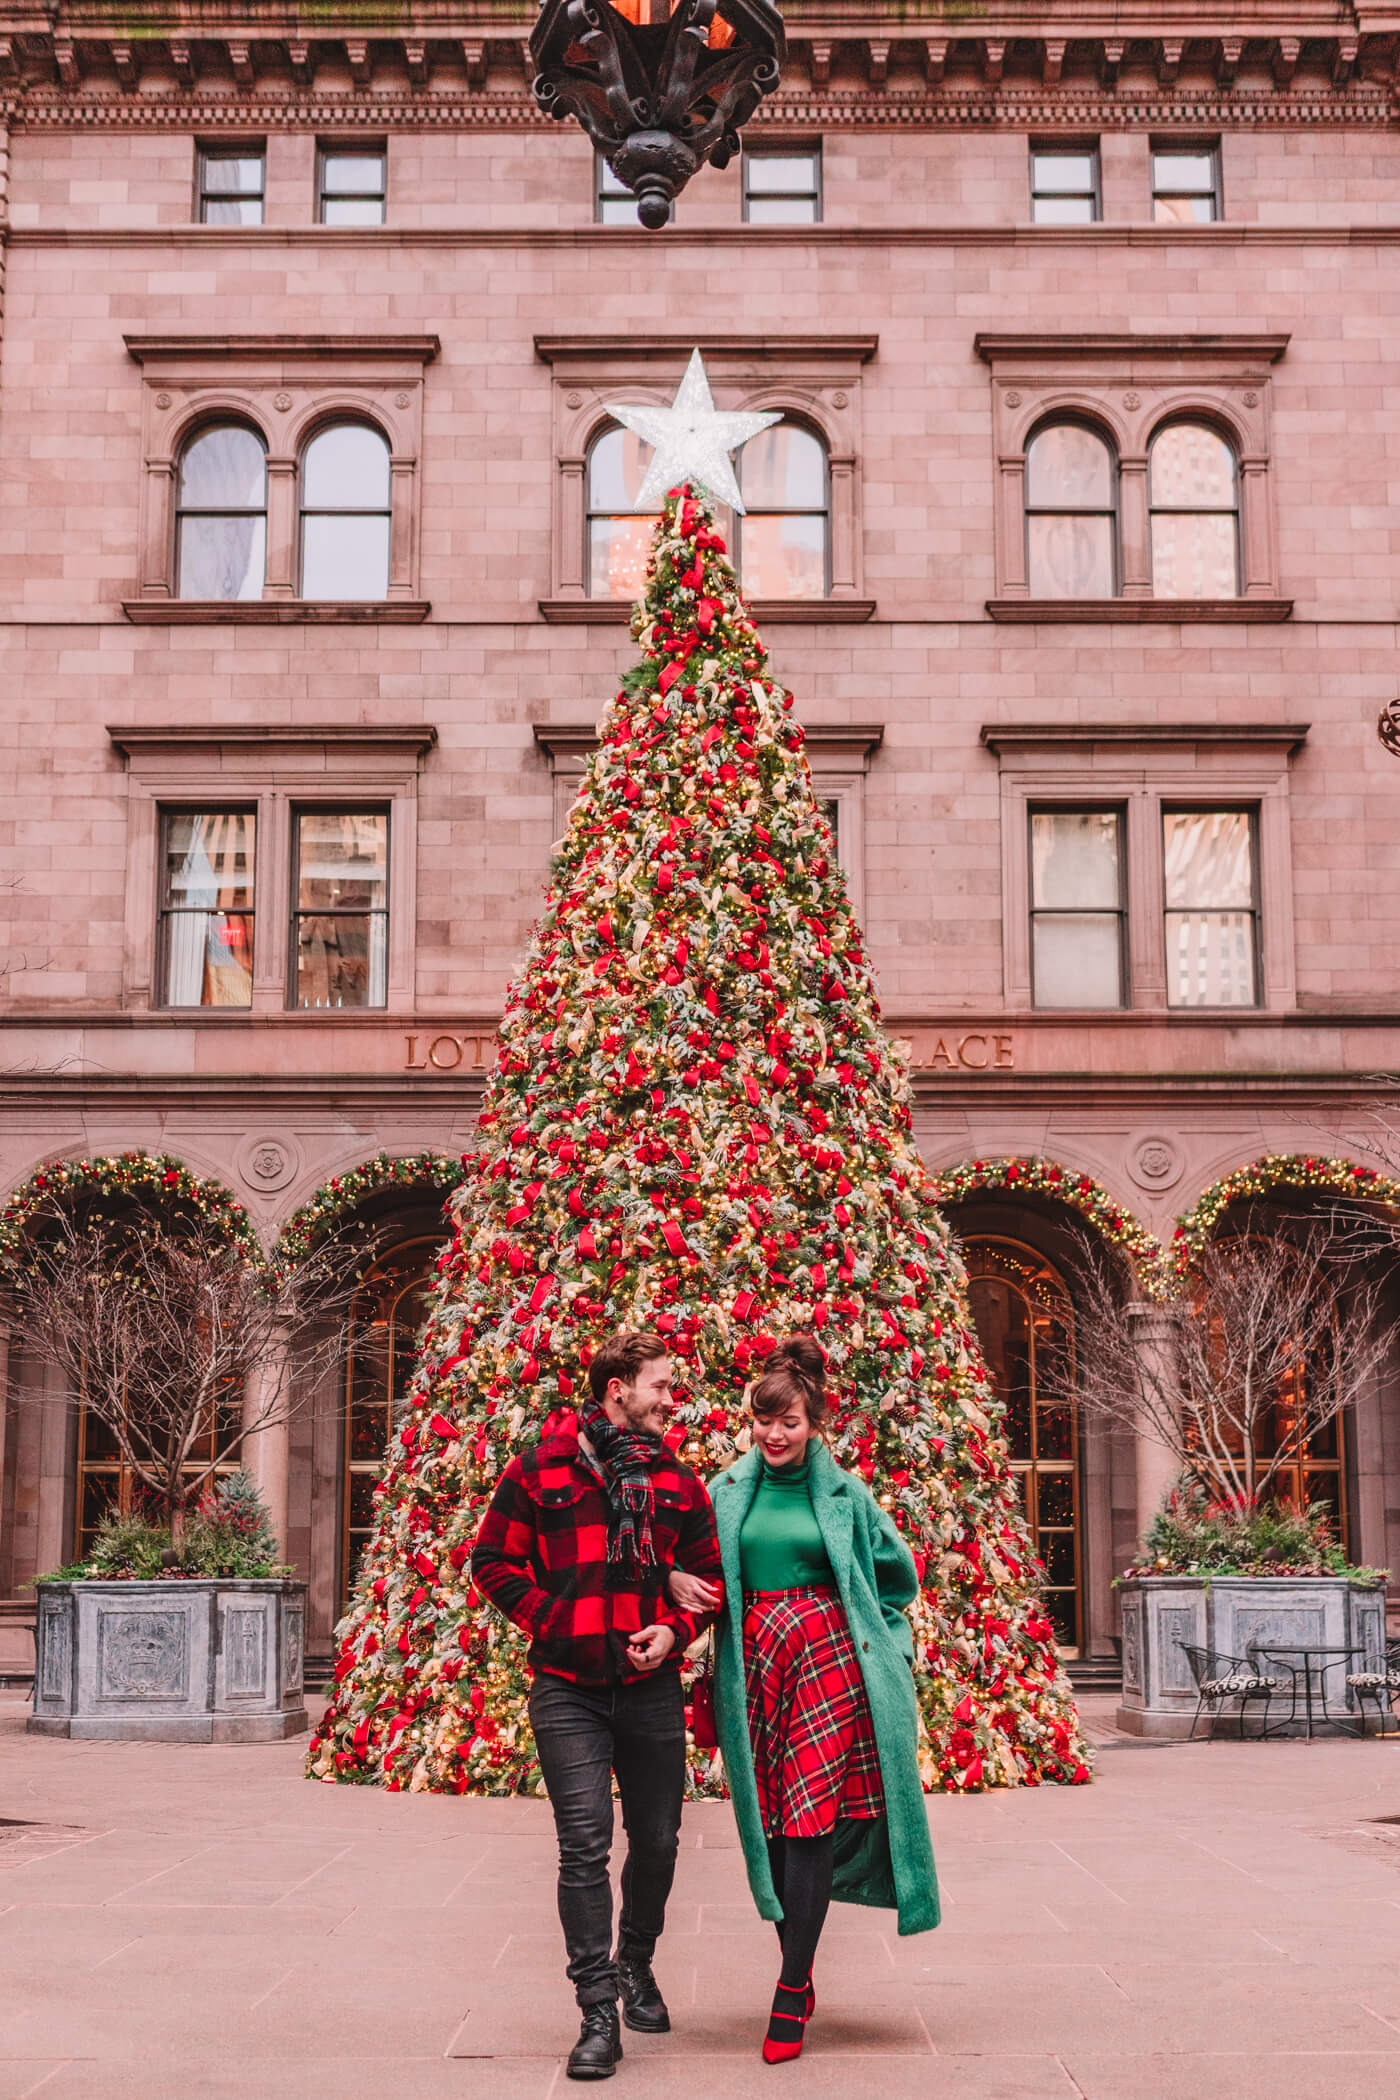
[587,1329,669,1406]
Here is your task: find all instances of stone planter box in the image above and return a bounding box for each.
[29,1578,307,1742]
[1117,1574,1387,1738]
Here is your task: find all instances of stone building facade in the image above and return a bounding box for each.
[3,2,1400,1679]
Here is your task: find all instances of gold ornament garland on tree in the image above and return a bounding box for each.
[308,485,1089,1797]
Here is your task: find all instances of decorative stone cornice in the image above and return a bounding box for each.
[1,6,1397,130]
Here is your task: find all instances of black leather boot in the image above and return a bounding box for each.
[567,2001,623,2080]
[618,1949,671,2033]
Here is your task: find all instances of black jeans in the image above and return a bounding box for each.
[528,1669,686,2008]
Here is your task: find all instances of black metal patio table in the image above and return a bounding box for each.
[1246,1641,1368,1739]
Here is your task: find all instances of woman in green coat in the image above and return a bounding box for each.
[670,1335,939,2063]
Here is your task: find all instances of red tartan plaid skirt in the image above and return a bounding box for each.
[743,1585,884,1838]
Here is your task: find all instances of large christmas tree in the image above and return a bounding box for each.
[309,483,1089,1796]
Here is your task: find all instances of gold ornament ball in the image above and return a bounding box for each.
[878,1492,896,1511]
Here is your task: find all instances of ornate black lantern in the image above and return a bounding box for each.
[531,0,786,230]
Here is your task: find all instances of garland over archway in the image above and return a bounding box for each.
[931,1156,1166,1291]
[0,1151,260,1267]
[1171,1152,1400,1272]
[272,1152,469,1274]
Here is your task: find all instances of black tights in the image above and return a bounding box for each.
[766,1832,834,1988]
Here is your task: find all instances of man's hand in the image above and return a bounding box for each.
[626,1623,677,1672]
[668,1569,722,1614]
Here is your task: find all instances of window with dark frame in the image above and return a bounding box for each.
[743,146,821,223]
[342,1240,436,1605]
[196,146,265,225]
[317,145,387,225]
[299,422,392,600]
[1163,807,1259,1008]
[291,808,389,1010]
[1029,807,1126,1009]
[735,423,829,597]
[175,424,267,601]
[1029,143,1100,224]
[1024,421,1118,598]
[1151,144,1221,223]
[1149,421,1240,598]
[75,1392,242,1560]
[158,809,256,1009]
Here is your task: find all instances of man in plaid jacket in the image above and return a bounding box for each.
[473,1329,723,2081]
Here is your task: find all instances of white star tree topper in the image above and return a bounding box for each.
[604,348,781,515]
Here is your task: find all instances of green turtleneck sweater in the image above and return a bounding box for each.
[738,1453,833,1592]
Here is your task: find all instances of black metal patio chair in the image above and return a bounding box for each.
[1345,1640,1400,1737]
[1179,1644,1284,1742]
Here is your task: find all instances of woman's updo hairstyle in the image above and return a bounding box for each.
[750,1333,828,1432]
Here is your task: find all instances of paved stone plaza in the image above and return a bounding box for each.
[3,1693,1400,2099]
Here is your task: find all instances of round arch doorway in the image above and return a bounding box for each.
[964,1237,1083,1655]
[341,1237,436,1609]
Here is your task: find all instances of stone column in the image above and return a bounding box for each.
[1117,457,1152,596]
[1126,1302,1181,1539]
[263,458,297,598]
[0,1304,12,1594]
[243,1320,292,1557]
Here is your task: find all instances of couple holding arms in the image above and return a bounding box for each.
[472,1328,939,2079]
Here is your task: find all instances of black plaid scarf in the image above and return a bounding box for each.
[578,1391,663,1568]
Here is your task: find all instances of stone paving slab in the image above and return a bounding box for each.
[4,1693,1400,2098]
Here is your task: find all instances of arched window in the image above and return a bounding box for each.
[964,1238,1081,1652]
[1149,421,1239,598]
[175,423,267,600]
[1024,420,1117,598]
[586,425,659,601]
[342,1239,435,1601]
[735,423,829,598]
[300,422,391,601]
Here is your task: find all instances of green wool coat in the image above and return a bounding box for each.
[709,1441,941,1937]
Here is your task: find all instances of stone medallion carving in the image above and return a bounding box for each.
[97,1610,188,1701]
[394,389,412,409]
[273,389,293,411]
[235,1133,301,1195]
[1127,1131,1183,1192]
[155,390,172,410]
[1003,388,1022,407]
[1122,389,1141,409]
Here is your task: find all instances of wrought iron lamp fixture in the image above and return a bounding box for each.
[530,0,786,229]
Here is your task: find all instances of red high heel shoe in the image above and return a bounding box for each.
[762,1980,811,2064]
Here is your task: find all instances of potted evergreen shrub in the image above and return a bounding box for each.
[8,1173,352,1742]
[1064,1221,1394,1737]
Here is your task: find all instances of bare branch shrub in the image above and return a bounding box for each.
[1066,1218,1397,1507]
[6,1201,360,1534]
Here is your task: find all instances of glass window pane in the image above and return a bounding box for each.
[1164,810,1254,910]
[1153,153,1215,193]
[1166,910,1257,1006]
[323,196,386,226]
[598,196,637,224]
[747,155,817,193]
[164,811,255,910]
[740,512,826,599]
[301,514,390,600]
[1032,810,1121,908]
[202,196,263,226]
[1026,424,1112,509]
[1037,1471,1075,1527]
[588,427,653,512]
[1027,513,1113,597]
[1041,1532,1077,1587]
[1031,194,1095,225]
[1032,153,1095,193]
[589,516,654,600]
[740,425,826,510]
[296,811,387,913]
[747,195,818,225]
[295,912,388,1008]
[179,426,266,511]
[303,424,391,509]
[1151,510,1238,599]
[176,514,266,601]
[598,160,629,196]
[202,156,263,195]
[322,155,385,193]
[1154,194,1215,225]
[1032,913,1123,1007]
[163,909,254,1006]
[1150,422,1235,509]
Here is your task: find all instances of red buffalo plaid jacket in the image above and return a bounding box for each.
[472,1413,723,1686]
